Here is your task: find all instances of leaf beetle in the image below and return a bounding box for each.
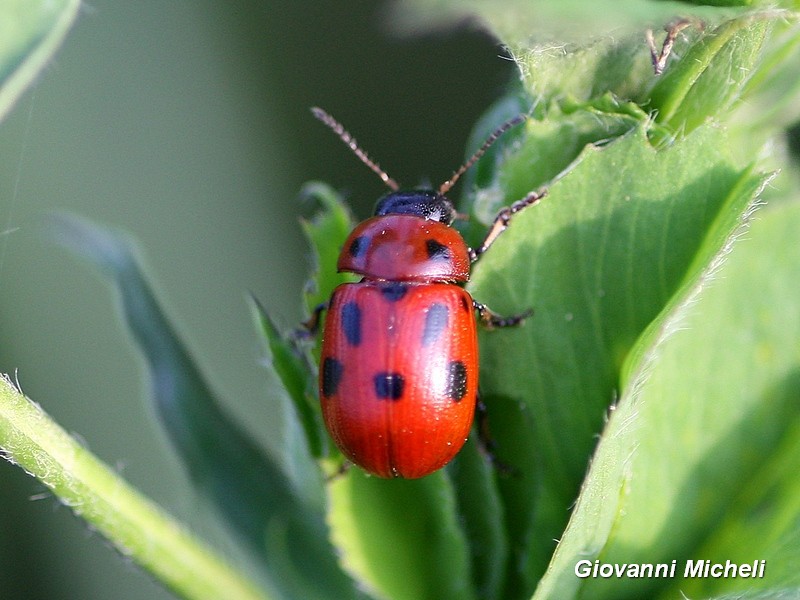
[306,107,544,478]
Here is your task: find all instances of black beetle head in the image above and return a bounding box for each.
[374,190,457,225]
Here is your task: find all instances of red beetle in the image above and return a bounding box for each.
[308,108,543,478]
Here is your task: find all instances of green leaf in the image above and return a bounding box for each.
[0,0,80,123]
[299,182,357,317]
[649,13,772,134]
[395,5,796,152]
[511,34,658,105]
[533,194,800,600]
[651,200,800,599]
[467,122,767,596]
[448,438,509,600]
[252,183,356,473]
[392,0,750,47]
[51,215,368,600]
[295,183,358,398]
[732,19,800,144]
[0,375,270,600]
[250,296,326,462]
[468,100,647,228]
[328,471,477,600]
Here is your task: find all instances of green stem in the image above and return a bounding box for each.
[0,0,81,122]
[0,374,270,600]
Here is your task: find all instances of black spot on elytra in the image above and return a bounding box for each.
[321,357,344,398]
[460,295,471,313]
[341,302,362,346]
[374,372,405,400]
[348,236,367,258]
[422,303,449,346]
[446,360,468,401]
[425,239,450,260]
[380,282,408,302]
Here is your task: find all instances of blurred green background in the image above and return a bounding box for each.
[0,1,514,598]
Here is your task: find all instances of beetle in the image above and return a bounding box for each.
[307,107,544,478]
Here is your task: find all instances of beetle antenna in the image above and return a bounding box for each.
[311,107,400,191]
[438,114,526,195]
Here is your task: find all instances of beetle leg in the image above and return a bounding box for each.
[646,18,695,76]
[476,396,495,452]
[470,188,547,262]
[473,300,533,330]
[296,301,329,338]
[475,395,519,476]
[325,460,352,482]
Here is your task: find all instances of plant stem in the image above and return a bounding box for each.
[0,374,271,600]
